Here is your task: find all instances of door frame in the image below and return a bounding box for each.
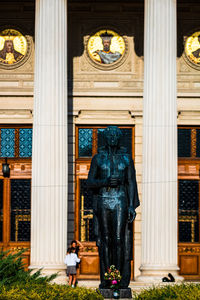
[74,125,135,279]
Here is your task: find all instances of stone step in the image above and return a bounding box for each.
[77,280,185,291]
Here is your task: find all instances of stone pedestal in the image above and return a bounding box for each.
[99,288,132,299]
[30,0,68,282]
[138,0,183,282]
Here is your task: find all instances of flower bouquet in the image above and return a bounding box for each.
[104,265,122,299]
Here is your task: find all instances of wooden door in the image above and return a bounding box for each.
[0,125,32,267]
[75,126,135,279]
[178,127,200,279]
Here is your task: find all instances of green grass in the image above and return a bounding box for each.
[132,283,200,300]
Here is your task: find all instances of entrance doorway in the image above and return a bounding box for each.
[178,127,200,279]
[0,125,32,267]
[75,126,135,279]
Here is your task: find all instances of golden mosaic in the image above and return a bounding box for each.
[87,29,126,66]
[185,31,200,68]
[0,29,28,67]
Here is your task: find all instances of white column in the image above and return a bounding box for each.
[138,0,182,281]
[30,0,67,281]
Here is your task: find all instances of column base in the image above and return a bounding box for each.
[136,265,184,283]
[29,265,67,284]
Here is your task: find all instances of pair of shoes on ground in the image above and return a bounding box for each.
[71,284,75,288]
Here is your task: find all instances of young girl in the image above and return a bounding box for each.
[64,247,80,287]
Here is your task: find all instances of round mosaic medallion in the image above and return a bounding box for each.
[86,29,128,70]
[0,28,31,69]
[184,31,200,69]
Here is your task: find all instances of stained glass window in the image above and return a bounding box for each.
[97,129,105,151]
[178,180,199,243]
[0,127,32,158]
[10,179,31,242]
[0,128,15,157]
[120,129,132,155]
[19,129,32,158]
[78,129,93,157]
[0,180,3,242]
[178,129,191,157]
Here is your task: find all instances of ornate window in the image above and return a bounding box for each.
[178,127,200,243]
[10,179,31,242]
[0,127,32,158]
[0,125,32,252]
[178,180,199,243]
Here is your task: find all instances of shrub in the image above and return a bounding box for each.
[0,282,104,300]
[0,249,103,299]
[0,249,56,285]
[132,283,200,300]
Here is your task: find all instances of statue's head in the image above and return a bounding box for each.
[100,31,113,52]
[104,126,122,147]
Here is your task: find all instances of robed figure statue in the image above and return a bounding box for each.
[87,126,140,288]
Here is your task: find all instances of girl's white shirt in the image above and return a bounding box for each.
[64,253,80,266]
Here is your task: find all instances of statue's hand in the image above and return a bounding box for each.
[96,237,101,248]
[128,207,136,223]
[108,175,119,187]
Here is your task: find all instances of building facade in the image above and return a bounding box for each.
[0,0,200,282]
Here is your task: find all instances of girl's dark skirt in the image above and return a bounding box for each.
[67,266,77,275]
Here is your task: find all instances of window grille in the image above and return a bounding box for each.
[178,129,191,157]
[178,180,199,243]
[79,179,95,242]
[10,179,31,242]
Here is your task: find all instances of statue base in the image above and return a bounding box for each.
[99,288,132,299]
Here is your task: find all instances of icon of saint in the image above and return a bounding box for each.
[0,39,24,64]
[93,31,121,64]
[192,35,200,59]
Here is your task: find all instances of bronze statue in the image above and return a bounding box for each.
[87,126,139,288]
